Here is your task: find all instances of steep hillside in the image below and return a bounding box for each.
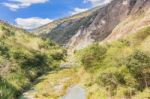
[104,2,150,42]
[32,6,100,38]
[0,21,65,99]
[75,25,150,98]
[34,0,150,53]
[65,0,150,53]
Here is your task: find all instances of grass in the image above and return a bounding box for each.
[73,26,150,99]
[0,22,65,99]
[20,68,80,99]
[127,26,150,45]
[1,14,150,99]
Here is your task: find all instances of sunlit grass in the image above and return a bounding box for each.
[21,68,80,99]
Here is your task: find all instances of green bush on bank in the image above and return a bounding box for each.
[124,50,150,90]
[77,38,150,98]
[77,43,107,72]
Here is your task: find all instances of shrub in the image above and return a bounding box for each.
[124,50,150,90]
[1,26,15,37]
[21,52,49,67]
[51,50,66,61]
[97,66,137,97]
[80,43,107,71]
[39,39,55,49]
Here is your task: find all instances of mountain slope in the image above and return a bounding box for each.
[66,0,150,53]
[34,0,150,53]
[0,21,65,99]
[75,25,150,99]
[32,6,100,37]
[104,2,150,42]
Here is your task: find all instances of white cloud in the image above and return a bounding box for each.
[15,17,52,29]
[84,0,112,7]
[70,8,89,15]
[2,0,48,11]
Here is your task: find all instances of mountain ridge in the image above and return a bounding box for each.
[33,0,150,53]
[32,6,101,36]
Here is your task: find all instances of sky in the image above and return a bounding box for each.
[0,0,111,29]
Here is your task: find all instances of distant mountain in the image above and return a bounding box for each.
[33,0,150,53]
[32,6,101,45]
[32,6,100,36]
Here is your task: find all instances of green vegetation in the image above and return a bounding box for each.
[75,26,150,99]
[128,26,150,45]
[27,26,150,99]
[78,43,107,71]
[0,22,65,99]
[1,19,150,99]
[20,68,80,99]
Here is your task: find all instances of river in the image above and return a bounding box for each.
[61,85,86,99]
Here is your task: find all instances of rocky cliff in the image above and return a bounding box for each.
[33,0,150,53]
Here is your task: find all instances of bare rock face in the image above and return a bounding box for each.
[67,0,150,52]
[32,7,100,45]
[34,0,150,53]
[104,0,150,42]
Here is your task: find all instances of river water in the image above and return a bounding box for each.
[61,85,86,99]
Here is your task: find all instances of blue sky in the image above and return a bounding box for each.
[0,0,111,29]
